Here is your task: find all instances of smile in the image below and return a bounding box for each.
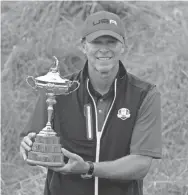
[97,57,112,61]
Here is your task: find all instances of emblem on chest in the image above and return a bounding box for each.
[117,108,131,120]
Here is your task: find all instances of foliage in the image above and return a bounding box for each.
[1,1,188,195]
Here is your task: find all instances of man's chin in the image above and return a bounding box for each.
[97,65,112,72]
[97,69,111,78]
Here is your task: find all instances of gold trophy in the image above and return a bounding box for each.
[26,56,80,166]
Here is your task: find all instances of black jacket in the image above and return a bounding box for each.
[43,61,154,195]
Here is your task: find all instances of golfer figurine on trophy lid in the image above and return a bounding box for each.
[26,56,80,167]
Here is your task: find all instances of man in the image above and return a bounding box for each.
[20,11,162,195]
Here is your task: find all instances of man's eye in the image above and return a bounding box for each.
[108,41,117,44]
[93,41,101,44]
[91,40,100,44]
[91,40,117,45]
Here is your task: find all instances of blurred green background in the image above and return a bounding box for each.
[1,1,188,195]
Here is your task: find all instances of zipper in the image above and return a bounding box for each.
[87,78,117,195]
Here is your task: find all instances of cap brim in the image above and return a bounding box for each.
[86,30,124,43]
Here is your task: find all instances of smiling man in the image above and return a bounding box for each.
[20,11,162,195]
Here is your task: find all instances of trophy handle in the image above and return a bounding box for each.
[67,80,80,94]
[26,76,37,89]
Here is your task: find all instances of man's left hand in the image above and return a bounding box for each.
[48,148,89,175]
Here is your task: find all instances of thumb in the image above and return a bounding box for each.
[20,146,27,161]
[28,132,36,139]
[62,148,81,160]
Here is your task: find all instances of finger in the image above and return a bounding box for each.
[58,164,73,174]
[62,148,81,161]
[20,146,27,160]
[48,167,61,172]
[48,166,64,172]
[37,165,48,170]
[49,161,65,169]
[52,165,71,174]
[48,162,69,173]
[27,132,36,141]
[23,136,33,147]
[21,141,32,152]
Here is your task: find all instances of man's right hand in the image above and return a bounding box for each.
[20,132,36,160]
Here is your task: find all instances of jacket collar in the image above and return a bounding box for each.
[76,60,127,110]
[79,60,127,82]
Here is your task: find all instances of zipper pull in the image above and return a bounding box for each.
[84,104,93,140]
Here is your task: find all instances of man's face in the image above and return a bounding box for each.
[83,35,124,78]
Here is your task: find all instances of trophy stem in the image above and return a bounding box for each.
[38,92,57,136]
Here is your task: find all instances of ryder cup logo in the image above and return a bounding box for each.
[93,19,117,26]
[117,108,130,120]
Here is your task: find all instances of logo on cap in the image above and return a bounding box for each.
[117,108,131,120]
[93,19,117,26]
[110,20,117,25]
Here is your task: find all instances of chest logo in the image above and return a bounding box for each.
[117,108,130,120]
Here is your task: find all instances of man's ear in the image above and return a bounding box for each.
[82,45,86,54]
[121,46,125,54]
[81,39,87,54]
[120,39,126,54]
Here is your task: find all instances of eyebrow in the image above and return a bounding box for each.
[92,39,118,43]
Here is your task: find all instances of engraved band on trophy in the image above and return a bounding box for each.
[26,56,80,166]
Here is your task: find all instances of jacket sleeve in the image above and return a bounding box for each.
[20,91,48,139]
[130,87,162,159]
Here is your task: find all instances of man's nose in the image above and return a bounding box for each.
[98,47,110,54]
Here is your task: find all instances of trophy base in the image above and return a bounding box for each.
[27,134,64,167]
[26,159,64,167]
[27,152,64,167]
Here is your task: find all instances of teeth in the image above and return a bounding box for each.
[97,58,111,60]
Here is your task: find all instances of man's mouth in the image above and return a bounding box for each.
[97,57,112,61]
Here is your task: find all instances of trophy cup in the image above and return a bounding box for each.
[26,56,80,166]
